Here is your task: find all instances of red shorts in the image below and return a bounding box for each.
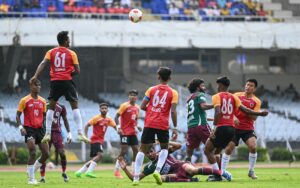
[176,163,193,179]
[187,125,211,149]
[49,131,64,150]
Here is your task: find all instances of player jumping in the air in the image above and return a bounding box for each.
[30,31,89,143]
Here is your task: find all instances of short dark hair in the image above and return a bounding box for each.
[187,78,204,93]
[30,78,41,86]
[57,31,69,45]
[157,67,172,82]
[128,89,138,96]
[99,103,108,108]
[216,76,230,87]
[246,78,258,88]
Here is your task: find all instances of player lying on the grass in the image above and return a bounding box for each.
[119,141,232,183]
[75,103,117,178]
[39,102,72,183]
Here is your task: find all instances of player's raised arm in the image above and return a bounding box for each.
[168,141,182,153]
[30,54,50,83]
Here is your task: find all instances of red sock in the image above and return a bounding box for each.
[198,167,221,176]
[61,159,67,173]
[165,176,191,182]
[40,163,46,177]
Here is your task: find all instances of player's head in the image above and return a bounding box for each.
[145,146,157,161]
[128,89,138,103]
[245,78,258,94]
[99,103,108,115]
[57,31,70,47]
[187,78,205,93]
[216,76,230,92]
[157,67,172,83]
[29,78,41,93]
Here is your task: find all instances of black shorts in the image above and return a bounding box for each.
[120,135,138,146]
[210,126,235,149]
[233,129,257,146]
[141,127,169,144]
[90,143,103,158]
[48,80,78,102]
[24,126,45,145]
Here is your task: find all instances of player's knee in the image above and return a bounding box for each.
[249,146,256,153]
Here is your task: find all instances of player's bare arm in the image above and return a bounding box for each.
[168,141,182,153]
[114,113,123,135]
[16,111,26,136]
[239,105,268,117]
[62,113,72,143]
[140,98,149,111]
[84,123,91,138]
[213,106,221,125]
[119,157,146,181]
[171,103,178,140]
[72,64,81,75]
[30,59,50,83]
[207,117,214,121]
[200,103,214,110]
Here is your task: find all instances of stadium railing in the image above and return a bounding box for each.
[1,12,300,22]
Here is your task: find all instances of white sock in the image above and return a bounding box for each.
[27,165,35,181]
[45,110,54,134]
[33,159,42,172]
[78,164,88,173]
[134,152,144,181]
[115,160,120,171]
[155,149,168,173]
[73,109,83,133]
[191,155,197,164]
[221,153,230,173]
[211,162,219,170]
[131,161,135,173]
[249,152,257,171]
[86,161,97,173]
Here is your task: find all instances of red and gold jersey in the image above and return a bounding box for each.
[88,115,116,144]
[234,92,261,130]
[212,92,241,127]
[17,95,47,129]
[144,84,178,130]
[44,47,79,81]
[118,102,140,136]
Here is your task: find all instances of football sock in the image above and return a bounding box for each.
[86,161,97,173]
[211,162,220,170]
[249,152,257,171]
[115,160,120,171]
[134,152,144,181]
[34,159,43,172]
[40,163,46,177]
[61,158,67,173]
[155,149,168,172]
[45,110,54,134]
[78,164,88,173]
[221,153,230,173]
[131,161,135,173]
[191,155,197,164]
[73,109,83,133]
[27,165,35,181]
[198,167,221,176]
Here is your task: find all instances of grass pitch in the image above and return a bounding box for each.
[1,167,300,188]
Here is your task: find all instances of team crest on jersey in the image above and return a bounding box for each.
[250,103,254,108]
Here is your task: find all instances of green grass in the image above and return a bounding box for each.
[1,168,300,188]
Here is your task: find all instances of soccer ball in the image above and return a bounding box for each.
[129,9,142,23]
